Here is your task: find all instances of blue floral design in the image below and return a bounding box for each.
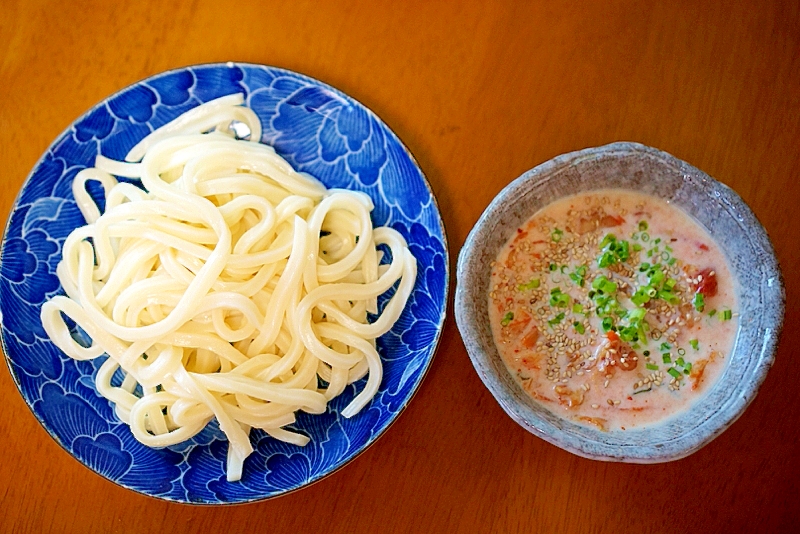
[0,63,448,504]
[73,433,133,481]
[75,105,115,143]
[108,85,158,123]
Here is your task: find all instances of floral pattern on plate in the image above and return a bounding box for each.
[0,63,448,504]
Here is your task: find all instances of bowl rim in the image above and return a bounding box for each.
[455,141,785,462]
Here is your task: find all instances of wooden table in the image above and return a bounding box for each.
[2,1,798,532]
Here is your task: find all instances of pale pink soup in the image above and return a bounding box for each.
[489,190,737,430]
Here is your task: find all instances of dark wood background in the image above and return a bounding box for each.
[1,0,798,532]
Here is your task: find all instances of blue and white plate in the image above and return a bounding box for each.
[0,63,448,504]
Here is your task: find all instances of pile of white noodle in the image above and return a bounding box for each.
[40,94,417,481]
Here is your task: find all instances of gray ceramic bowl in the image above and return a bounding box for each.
[455,142,784,462]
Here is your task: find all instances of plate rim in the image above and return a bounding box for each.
[0,61,450,504]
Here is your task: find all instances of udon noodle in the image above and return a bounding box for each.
[40,94,417,481]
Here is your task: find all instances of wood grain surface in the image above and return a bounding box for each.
[1,0,798,532]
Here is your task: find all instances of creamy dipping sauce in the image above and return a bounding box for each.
[489,190,738,430]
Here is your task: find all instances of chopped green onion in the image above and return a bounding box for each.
[573,322,585,335]
[662,354,672,364]
[597,234,632,267]
[593,293,619,317]
[601,317,614,331]
[689,339,699,350]
[592,275,609,290]
[643,350,651,357]
[676,357,685,367]
[518,278,541,291]
[649,269,665,286]
[646,363,659,370]
[616,240,630,262]
[668,368,682,379]
[598,251,616,268]
[657,290,680,305]
[501,312,514,326]
[601,280,617,295]
[660,342,671,351]
[551,228,563,242]
[631,288,651,306]
[667,257,676,265]
[618,326,638,342]
[638,221,648,231]
[677,348,686,356]
[593,280,619,301]
[626,308,646,322]
[633,244,643,251]
[722,309,732,321]
[708,309,717,317]
[683,368,691,375]
[548,312,565,327]
[641,232,650,242]
[549,288,570,308]
[569,265,588,287]
[599,234,616,248]
[549,263,557,272]
[685,362,692,372]
[572,303,584,314]
[693,292,705,312]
